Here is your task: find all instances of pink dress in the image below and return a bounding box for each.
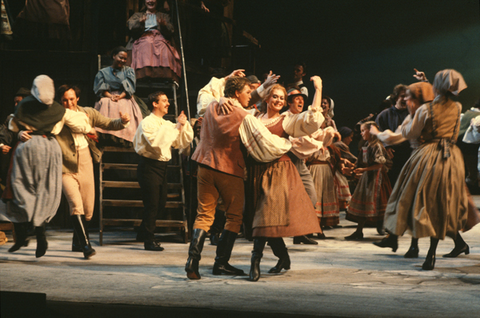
[127,12,182,81]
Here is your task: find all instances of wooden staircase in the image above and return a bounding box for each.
[98,81,189,245]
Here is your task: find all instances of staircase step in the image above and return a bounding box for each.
[102,147,135,153]
[101,163,181,170]
[102,181,182,190]
[102,218,186,227]
[102,199,183,208]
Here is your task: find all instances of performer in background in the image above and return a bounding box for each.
[56,85,130,259]
[127,0,181,82]
[382,69,469,270]
[134,91,193,251]
[5,75,94,257]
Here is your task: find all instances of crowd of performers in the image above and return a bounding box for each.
[1,63,479,281]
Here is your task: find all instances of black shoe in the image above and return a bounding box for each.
[345,231,364,241]
[213,262,245,276]
[144,240,164,251]
[404,246,419,258]
[422,253,436,270]
[293,235,318,245]
[316,233,327,240]
[185,229,207,280]
[9,239,29,253]
[209,233,220,246]
[443,244,470,258]
[8,222,29,253]
[373,235,398,252]
[213,230,245,276]
[268,257,291,273]
[35,225,48,258]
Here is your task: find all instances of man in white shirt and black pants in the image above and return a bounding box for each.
[133,92,193,251]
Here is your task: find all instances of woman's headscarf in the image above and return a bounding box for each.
[31,75,55,106]
[407,82,434,104]
[433,69,467,96]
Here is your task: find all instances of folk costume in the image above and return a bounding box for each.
[185,97,292,280]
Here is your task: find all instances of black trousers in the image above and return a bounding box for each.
[137,156,168,241]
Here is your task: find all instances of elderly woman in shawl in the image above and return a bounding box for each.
[5,75,94,258]
[377,69,469,270]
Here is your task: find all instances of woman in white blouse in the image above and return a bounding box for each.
[245,78,325,281]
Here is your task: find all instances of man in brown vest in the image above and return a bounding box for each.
[185,76,292,279]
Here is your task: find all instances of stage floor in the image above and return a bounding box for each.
[1,208,479,318]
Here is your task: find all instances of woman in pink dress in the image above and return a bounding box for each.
[127,0,182,82]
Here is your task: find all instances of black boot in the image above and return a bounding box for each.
[422,237,439,270]
[212,230,245,276]
[35,224,48,258]
[72,230,82,252]
[249,237,266,282]
[293,235,318,245]
[72,215,96,259]
[185,228,207,280]
[373,234,398,252]
[8,222,29,253]
[404,238,419,258]
[209,232,220,246]
[443,233,470,258]
[72,216,90,252]
[268,238,291,273]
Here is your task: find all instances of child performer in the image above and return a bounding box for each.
[345,121,392,240]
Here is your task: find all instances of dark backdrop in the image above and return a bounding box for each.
[234,0,480,131]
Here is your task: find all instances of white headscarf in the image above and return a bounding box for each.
[31,75,55,105]
[328,98,335,118]
[433,69,467,96]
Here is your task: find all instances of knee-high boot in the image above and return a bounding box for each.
[72,216,90,252]
[249,237,266,282]
[35,224,48,258]
[268,237,291,273]
[422,237,439,270]
[212,230,245,276]
[8,222,29,253]
[185,228,207,280]
[71,215,96,259]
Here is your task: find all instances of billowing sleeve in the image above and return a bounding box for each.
[372,143,387,164]
[93,70,110,97]
[282,106,325,137]
[51,109,92,135]
[141,120,180,155]
[122,67,136,97]
[289,135,323,159]
[376,127,406,146]
[401,105,428,139]
[88,108,128,131]
[290,127,335,159]
[197,77,226,117]
[239,114,292,162]
[172,121,194,150]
